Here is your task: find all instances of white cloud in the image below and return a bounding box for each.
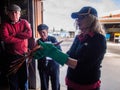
[43,0,120,31]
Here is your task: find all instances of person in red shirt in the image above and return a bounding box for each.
[0,4,32,90]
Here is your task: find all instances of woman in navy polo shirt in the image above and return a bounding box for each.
[34,6,106,90]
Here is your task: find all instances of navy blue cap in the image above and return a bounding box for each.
[37,24,49,31]
[71,6,98,19]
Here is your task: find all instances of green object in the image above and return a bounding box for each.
[33,49,44,60]
[37,41,68,65]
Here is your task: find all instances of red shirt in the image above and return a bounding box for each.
[1,19,32,55]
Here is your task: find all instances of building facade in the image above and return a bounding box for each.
[100,12,120,42]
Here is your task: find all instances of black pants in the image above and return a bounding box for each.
[3,53,28,90]
[0,51,9,88]
[38,60,60,90]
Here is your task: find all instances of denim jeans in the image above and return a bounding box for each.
[38,60,60,90]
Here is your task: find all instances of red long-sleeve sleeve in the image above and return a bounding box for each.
[0,19,32,54]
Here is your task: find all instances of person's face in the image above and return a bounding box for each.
[76,15,94,34]
[38,29,48,41]
[8,11,21,22]
[77,18,90,34]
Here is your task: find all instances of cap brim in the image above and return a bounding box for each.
[71,12,79,19]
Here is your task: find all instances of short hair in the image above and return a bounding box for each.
[37,24,49,31]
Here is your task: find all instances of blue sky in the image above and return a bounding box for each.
[43,0,120,31]
[113,0,120,8]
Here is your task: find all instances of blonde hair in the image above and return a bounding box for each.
[75,14,105,36]
[90,15,105,36]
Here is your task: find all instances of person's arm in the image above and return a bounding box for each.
[66,57,78,69]
[16,19,32,39]
[69,34,107,70]
[33,40,78,68]
[1,23,22,43]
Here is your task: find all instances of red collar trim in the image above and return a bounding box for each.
[88,32,95,37]
[78,32,95,41]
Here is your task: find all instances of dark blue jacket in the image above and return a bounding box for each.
[66,32,106,84]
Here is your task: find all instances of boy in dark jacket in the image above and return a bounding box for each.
[37,24,61,90]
